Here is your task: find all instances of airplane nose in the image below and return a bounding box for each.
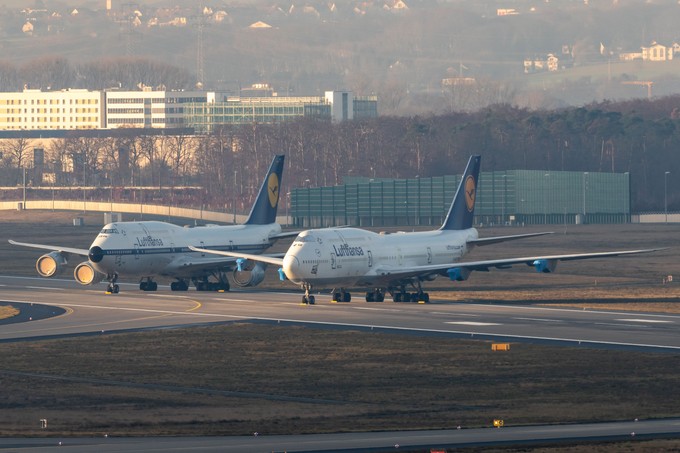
[88,246,104,263]
[282,254,301,282]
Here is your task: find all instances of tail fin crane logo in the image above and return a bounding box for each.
[464,175,476,212]
[267,173,280,208]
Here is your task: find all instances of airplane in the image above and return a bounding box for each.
[9,154,296,294]
[189,155,664,305]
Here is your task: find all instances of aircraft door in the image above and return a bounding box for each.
[134,244,140,260]
[331,253,337,270]
[427,247,432,264]
[367,250,373,268]
[199,241,205,257]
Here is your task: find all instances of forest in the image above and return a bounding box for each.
[1,94,679,214]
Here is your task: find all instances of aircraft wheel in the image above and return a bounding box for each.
[410,293,419,303]
[343,292,351,302]
[333,292,341,302]
[113,284,119,294]
[376,292,385,302]
[308,295,315,305]
[420,293,430,303]
[393,293,402,302]
[365,292,374,302]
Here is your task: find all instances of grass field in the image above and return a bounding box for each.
[1,210,680,451]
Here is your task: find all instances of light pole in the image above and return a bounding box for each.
[233,170,237,224]
[665,171,670,223]
[501,174,507,226]
[286,191,291,227]
[582,172,588,223]
[544,173,549,225]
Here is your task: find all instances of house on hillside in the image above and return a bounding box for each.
[620,41,676,62]
[523,53,559,73]
[642,41,673,61]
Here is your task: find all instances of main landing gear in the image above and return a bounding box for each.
[191,275,230,292]
[140,277,158,291]
[302,283,315,305]
[170,280,189,291]
[332,289,351,303]
[390,283,430,303]
[365,289,385,302]
[106,273,119,294]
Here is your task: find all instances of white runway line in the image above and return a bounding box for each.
[445,321,501,326]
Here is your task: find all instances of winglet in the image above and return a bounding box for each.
[440,155,481,231]
[245,154,285,225]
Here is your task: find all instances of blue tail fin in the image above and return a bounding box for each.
[245,155,285,225]
[440,155,481,231]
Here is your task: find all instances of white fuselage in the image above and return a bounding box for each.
[89,221,281,278]
[282,227,478,287]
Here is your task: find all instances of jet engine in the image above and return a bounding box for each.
[36,251,67,277]
[232,262,267,287]
[532,259,558,273]
[74,262,105,285]
[447,267,471,281]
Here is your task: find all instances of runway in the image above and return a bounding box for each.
[1,275,680,352]
[1,418,680,452]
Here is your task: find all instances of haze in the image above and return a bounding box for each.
[3,0,680,114]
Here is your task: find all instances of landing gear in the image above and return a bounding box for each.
[192,276,230,292]
[106,273,119,294]
[332,289,351,303]
[140,278,158,291]
[302,284,315,305]
[390,284,429,303]
[170,280,189,291]
[365,289,385,302]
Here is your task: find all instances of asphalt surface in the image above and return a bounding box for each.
[2,275,680,451]
[1,275,680,352]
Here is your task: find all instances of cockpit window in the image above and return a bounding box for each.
[294,234,315,243]
[100,227,119,234]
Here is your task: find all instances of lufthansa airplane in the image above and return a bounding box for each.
[191,155,663,304]
[10,155,295,294]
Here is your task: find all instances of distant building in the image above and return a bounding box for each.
[523,53,559,73]
[184,90,377,133]
[104,88,207,129]
[620,41,675,62]
[0,88,377,132]
[0,89,103,130]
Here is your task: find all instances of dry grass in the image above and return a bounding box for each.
[0,306,19,320]
[0,324,679,438]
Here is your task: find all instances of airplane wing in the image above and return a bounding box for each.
[187,246,285,266]
[270,230,301,240]
[367,248,667,285]
[468,231,553,246]
[8,239,89,257]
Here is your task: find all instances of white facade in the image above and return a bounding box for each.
[325,90,353,123]
[104,89,208,129]
[0,89,103,130]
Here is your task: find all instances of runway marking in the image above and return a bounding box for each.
[146,294,192,299]
[445,321,501,326]
[352,307,402,312]
[463,303,680,321]
[514,317,563,323]
[430,312,478,317]
[616,318,673,323]
[25,286,64,291]
[595,322,650,328]
[4,297,680,351]
[212,298,261,303]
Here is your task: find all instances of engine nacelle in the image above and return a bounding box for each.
[532,259,558,273]
[36,251,67,277]
[74,262,105,285]
[232,262,267,287]
[447,267,471,281]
